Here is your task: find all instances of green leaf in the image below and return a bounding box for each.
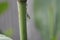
[0,2,8,15]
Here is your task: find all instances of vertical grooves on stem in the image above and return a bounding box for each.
[17,0,27,40]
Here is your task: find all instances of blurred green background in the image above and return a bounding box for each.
[0,0,19,40]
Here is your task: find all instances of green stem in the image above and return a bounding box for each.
[17,0,27,40]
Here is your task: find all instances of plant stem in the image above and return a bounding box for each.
[17,0,27,40]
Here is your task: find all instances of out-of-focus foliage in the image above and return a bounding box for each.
[0,2,8,15]
[0,1,13,37]
[4,28,13,37]
[33,0,60,40]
